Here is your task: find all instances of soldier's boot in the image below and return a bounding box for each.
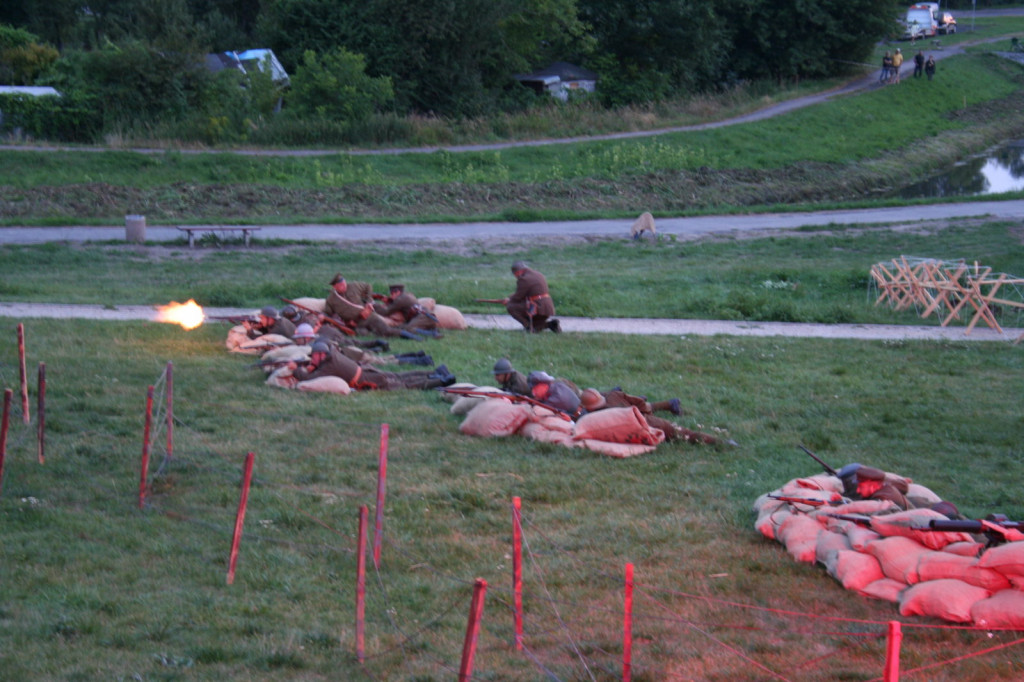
[651,399,683,416]
[547,319,562,333]
[399,329,426,341]
[397,354,434,366]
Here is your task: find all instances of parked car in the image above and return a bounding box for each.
[938,12,956,34]
[903,3,939,40]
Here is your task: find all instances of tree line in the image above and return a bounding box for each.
[0,0,1002,144]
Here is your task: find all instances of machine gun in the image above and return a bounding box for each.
[922,514,1024,548]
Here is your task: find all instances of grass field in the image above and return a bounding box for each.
[0,224,1022,680]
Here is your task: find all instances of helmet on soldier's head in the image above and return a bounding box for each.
[294,323,315,339]
[310,341,330,355]
[260,305,278,318]
[389,283,405,293]
[527,370,554,386]
[510,260,528,272]
[492,358,513,375]
[281,304,298,320]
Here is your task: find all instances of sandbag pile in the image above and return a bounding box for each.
[445,387,666,457]
[755,473,1024,627]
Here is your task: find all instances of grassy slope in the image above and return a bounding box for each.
[0,227,1022,680]
[2,54,1024,225]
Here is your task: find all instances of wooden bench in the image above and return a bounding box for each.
[177,226,261,248]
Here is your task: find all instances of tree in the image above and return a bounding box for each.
[286,47,394,122]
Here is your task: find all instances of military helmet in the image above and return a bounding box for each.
[310,340,330,354]
[294,323,315,339]
[260,305,279,318]
[510,260,528,272]
[281,304,299,320]
[492,358,513,375]
[527,370,554,386]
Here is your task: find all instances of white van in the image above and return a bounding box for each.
[903,3,939,40]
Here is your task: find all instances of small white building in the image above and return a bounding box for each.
[514,62,597,101]
[0,86,61,97]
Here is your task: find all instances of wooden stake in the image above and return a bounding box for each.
[36,363,45,464]
[139,386,154,509]
[356,505,368,663]
[166,361,174,459]
[883,620,902,682]
[624,563,634,682]
[459,578,487,681]
[17,323,29,424]
[373,423,388,570]
[512,496,523,651]
[0,389,11,494]
[227,451,255,585]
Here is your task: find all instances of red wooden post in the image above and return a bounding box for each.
[36,362,45,464]
[373,423,389,570]
[883,620,902,682]
[356,505,368,663]
[623,563,634,682]
[227,451,255,585]
[17,323,29,425]
[459,578,488,681]
[0,389,11,493]
[139,386,154,509]
[166,361,174,459]
[512,496,523,651]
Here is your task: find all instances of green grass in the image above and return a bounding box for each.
[0,228,1022,680]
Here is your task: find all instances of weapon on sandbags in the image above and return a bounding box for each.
[474,298,506,304]
[798,444,840,477]
[441,387,572,422]
[209,314,258,324]
[768,494,845,507]
[922,514,1024,548]
[280,296,355,336]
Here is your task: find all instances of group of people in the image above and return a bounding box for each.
[490,358,728,445]
[880,49,936,84]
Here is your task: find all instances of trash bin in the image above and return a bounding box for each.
[125,214,146,243]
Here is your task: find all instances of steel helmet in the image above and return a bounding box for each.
[310,340,330,354]
[294,323,315,339]
[260,305,278,318]
[492,358,513,375]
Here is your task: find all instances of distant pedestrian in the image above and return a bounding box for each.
[925,55,936,81]
[891,48,904,83]
[913,51,925,78]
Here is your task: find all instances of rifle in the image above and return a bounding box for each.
[475,298,506,304]
[256,358,311,369]
[769,494,845,507]
[209,314,258,324]
[923,515,1024,548]
[825,513,873,527]
[441,387,572,422]
[799,444,840,477]
[280,296,355,336]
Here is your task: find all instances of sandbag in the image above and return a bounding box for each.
[575,439,656,458]
[537,414,575,434]
[899,579,990,623]
[827,550,885,592]
[916,552,1011,592]
[777,514,822,563]
[416,297,436,311]
[519,422,575,447]
[778,474,843,495]
[226,325,249,350]
[976,541,1024,577]
[865,536,929,584]
[755,507,791,541]
[438,383,482,403]
[943,541,984,558]
[970,589,1024,629]
[572,406,664,446]
[868,509,975,550]
[291,296,325,313]
[459,400,532,438]
[857,578,907,603]
[815,529,852,566]
[297,376,351,394]
[265,366,297,389]
[451,395,493,415]
[906,482,943,505]
[433,304,468,330]
[235,333,292,355]
[828,499,898,516]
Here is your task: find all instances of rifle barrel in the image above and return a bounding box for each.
[798,444,840,477]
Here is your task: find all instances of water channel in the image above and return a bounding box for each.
[895,139,1024,198]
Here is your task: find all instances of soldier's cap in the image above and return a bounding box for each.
[931,501,960,519]
[855,466,886,482]
[580,388,606,411]
[492,358,513,375]
[294,323,315,339]
[836,463,862,480]
[510,260,528,272]
[329,273,345,286]
[260,305,279,318]
[527,370,554,386]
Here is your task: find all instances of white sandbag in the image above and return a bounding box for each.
[226,325,249,350]
[438,383,483,403]
[906,483,943,505]
[574,438,656,458]
[573,406,664,446]
[865,536,929,584]
[976,541,1024,577]
[265,366,297,389]
[868,509,975,550]
[433,304,468,330]
[519,422,575,447]
[971,589,1024,629]
[235,333,292,355]
[755,507,791,541]
[459,400,532,438]
[297,376,351,394]
[916,552,1011,592]
[450,388,508,415]
[777,474,843,495]
[857,578,907,603]
[291,296,325,313]
[262,345,310,364]
[827,550,885,592]
[778,514,822,563]
[815,529,852,566]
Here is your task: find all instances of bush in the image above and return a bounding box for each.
[0,91,102,142]
[285,48,394,123]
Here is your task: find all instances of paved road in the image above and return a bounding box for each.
[2,199,1023,244]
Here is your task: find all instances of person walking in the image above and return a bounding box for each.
[913,50,925,78]
[925,55,936,81]
[891,48,904,84]
[880,51,893,84]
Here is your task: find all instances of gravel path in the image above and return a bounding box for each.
[1,303,1019,342]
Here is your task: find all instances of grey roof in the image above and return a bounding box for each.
[516,61,598,82]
